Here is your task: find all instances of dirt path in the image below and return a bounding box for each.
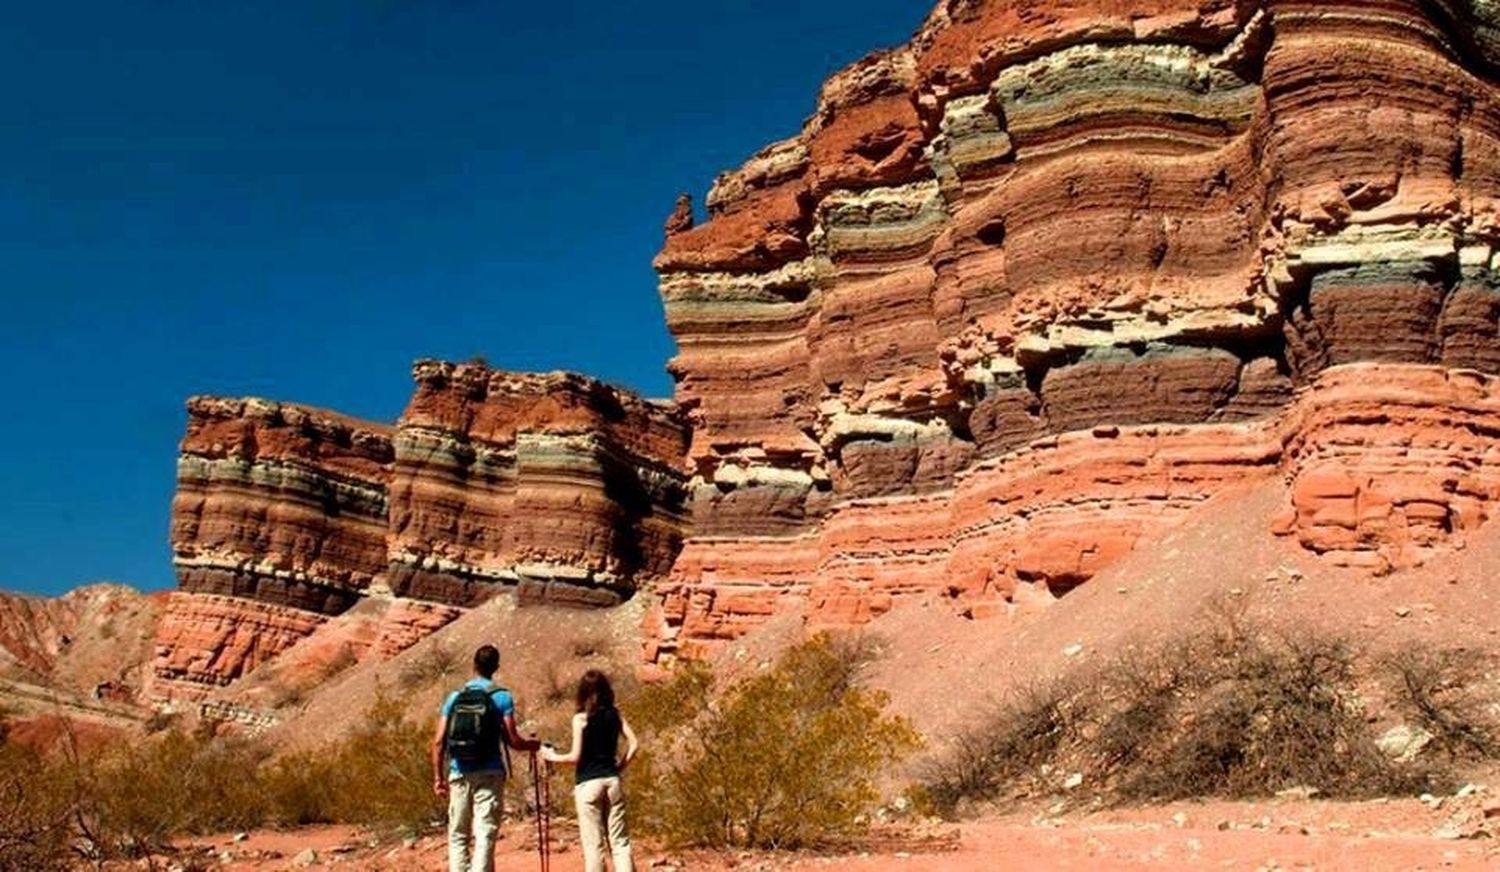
[177,794,1499,870]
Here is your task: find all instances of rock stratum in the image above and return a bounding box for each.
[103,0,1500,701]
[645,0,1500,661]
[154,363,687,698]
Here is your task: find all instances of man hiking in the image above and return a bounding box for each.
[432,644,541,872]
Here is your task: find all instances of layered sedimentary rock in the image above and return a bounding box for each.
[649,0,1500,661]
[173,397,395,614]
[1278,364,1500,572]
[155,363,688,698]
[388,363,689,608]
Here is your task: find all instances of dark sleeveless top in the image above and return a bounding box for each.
[577,705,622,784]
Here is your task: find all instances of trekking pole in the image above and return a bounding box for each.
[530,751,551,872]
[541,756,552,872]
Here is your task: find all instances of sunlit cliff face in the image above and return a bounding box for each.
[647,0,1500,661]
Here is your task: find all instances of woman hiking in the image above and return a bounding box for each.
[539,669,639,872]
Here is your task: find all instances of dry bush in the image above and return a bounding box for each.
[0,743,80,871]
[1113,633,1408,802]
[262,684,439,832]
[626,636,920,850]
[923,628,1456,816]
[399,642,460,691]
[90,730,271,854]
[1387,648,1500,760]
[320,643,360,681]
[924,679,1084,814]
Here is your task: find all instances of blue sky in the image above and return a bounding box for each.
[0,1,931,596]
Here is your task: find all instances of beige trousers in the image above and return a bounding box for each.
[574,776,633,872]
[448,769,506,872]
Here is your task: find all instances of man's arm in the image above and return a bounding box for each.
[430,715,449,796]
[503,713,542,753]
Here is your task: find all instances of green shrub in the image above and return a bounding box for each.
[628,636,920,850]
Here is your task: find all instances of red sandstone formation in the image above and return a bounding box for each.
[153,363,687,699]
[646,0,1500,661]
[146,0,1500,679]
[389,362,688,609]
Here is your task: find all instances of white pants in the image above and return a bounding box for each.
[574,776,633,872]
[448,770,505,872]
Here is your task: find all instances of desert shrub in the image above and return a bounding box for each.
[399,642,460,690]
[90,730,271,853]
[924,679,1085,814]
[0,743,80,871]
[262,684,439,832]
[321,643,360,681]
[1114,634,1405,801]
[924,628,1448,816]
[627,636,920,850]
[1387,648,1499,760]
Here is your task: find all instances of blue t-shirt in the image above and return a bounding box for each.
[440,678,515,775]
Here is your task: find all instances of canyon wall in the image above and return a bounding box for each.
[647,0,1500,661]
[154,363,687,699]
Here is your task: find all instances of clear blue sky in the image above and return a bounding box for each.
[0,1,930,596]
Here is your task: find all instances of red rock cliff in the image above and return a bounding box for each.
[154,363,688,698]
[648,0,1500,661]
[388,362,689,608]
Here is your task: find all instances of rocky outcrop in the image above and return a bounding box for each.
[389,363,689,609]
[1277,364,1500,573]
[648,0,1500,661]
[173,397,395,614]
[154,363,688,698]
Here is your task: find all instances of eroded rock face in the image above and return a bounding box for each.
[649,0,1500,661]
[173,397,395,614]
[154,363,688,698]
[388,363,689,609]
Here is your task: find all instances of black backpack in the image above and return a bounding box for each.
[445,685,506,768]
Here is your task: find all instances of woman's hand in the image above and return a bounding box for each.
[433,777,449,798]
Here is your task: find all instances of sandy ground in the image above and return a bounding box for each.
[164,791,1500,871]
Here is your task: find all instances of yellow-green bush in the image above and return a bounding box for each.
[262,685,440,831]
[91,729,270,852]
[0,743,80,871]
[626,636,920,850]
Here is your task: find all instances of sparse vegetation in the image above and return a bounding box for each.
[399,641,460,690]
[625,636,920,850]
[1386,648,1500,760]
[262,685,438,831]
[0,687,439,866]
[922,623,1500,817]
[91,730,271,852]
[0,742,80,871]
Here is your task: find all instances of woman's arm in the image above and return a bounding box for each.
[618,715,640,771]
[540,713,586,765]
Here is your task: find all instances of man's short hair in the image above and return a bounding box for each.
[473,644,500,678]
